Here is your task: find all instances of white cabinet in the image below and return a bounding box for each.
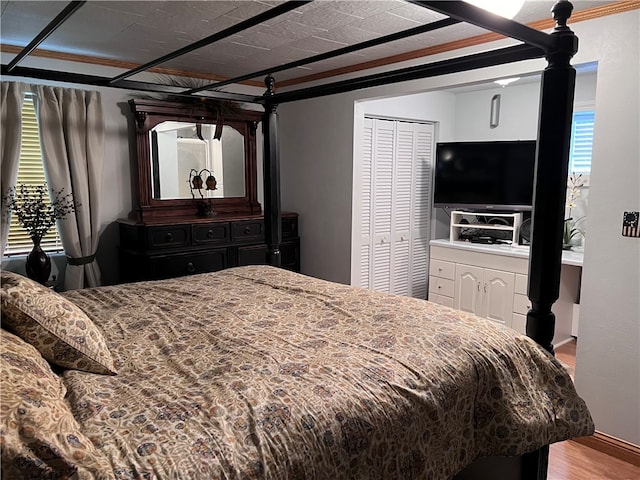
[429,241,578,347]
[428,258,455,307]
[454,264,515,327]
[512,273,530,334]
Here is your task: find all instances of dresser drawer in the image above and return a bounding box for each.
[231,220,264,243]
[281,216,298,239]
[280,240,300,270]
[429,276,455,298]
[430,259,455,280]
[237,244,268,266]
[192,222,230,245]
[150,249,227,279]
[513,293,531,315]
[147,225,189,249]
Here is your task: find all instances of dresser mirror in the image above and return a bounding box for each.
[129,98,262,222]
[150,121,246,200]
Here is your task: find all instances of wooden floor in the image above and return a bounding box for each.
[549,440,639,480]
[547,339,640,480]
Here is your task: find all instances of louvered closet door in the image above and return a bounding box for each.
[359,118,434,299]
[360,119,374,289]
[371,119,394,293]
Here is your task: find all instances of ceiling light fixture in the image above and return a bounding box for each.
[494,77,521,87]
[465,0,526,20]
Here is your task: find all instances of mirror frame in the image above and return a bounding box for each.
[128,98,262,222]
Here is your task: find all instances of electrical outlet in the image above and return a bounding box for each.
[622,211,639,237]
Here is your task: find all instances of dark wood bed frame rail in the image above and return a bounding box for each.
[1,2,579,478]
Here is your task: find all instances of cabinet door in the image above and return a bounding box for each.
[454,264,483,316]
[482,268,515,327]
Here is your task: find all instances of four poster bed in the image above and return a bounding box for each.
[1,1,594,479]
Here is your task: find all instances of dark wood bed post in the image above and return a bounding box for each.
[527,0,578,355]
[521,2,578,479]
[263,74,282,267]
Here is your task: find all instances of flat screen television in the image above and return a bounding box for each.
[433,140,537,211]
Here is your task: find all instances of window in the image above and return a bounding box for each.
[569,110,595,173]
[4,93,63,256]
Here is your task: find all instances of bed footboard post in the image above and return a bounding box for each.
[527,0,578,354]
[263,75,282,267]
[521,445,550,480]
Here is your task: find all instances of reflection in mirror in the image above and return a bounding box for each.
[150,121,246,200]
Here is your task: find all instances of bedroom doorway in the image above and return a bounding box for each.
[353,117,435,299]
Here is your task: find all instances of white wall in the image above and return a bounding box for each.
[452,71,597,141]
[279,11,639,445]
[570,10,640,445]
[453,81,540,141]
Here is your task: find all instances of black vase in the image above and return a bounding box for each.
[25,240,51,284]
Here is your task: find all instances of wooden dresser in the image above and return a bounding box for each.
[118,213,300,282]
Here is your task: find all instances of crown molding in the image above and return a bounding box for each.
[278,0,639,88]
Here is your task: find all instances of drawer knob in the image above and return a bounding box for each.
[207,229,215,238]
[437,285,442,289]
[244,226,251,234]
[438,267,443,271]
[186,262,195,273]
[165,232,173,242]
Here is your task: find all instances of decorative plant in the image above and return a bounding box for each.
[3,183,77,244]
[562,218,582,250]
[563,173,586,249]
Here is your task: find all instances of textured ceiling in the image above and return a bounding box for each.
[0,1,617,87]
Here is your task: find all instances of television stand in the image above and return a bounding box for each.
[450,211,523,245]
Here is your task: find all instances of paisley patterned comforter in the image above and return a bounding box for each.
[61,265,594,479]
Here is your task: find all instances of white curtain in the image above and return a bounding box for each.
[1,82,28,257]
[32,85,105,290]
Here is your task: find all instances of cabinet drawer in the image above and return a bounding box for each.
[150,250,227,279]
[512,313,527,334]
[429,292,454,308]
[237,244,268,266]
[231,220,264,243]
[515,274,528,295]
[192,222,230,245]
[148,225,189,249]
[513,293,531,315]
[280,240,300,270]
[281,216,298,239]
[430,259,455,280]
[429,276,454,298]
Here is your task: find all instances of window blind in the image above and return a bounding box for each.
[4,94,63,256]
[569,110,595,173]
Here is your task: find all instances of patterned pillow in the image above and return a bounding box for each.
[0,270,116,375]
[0,328,114,479]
